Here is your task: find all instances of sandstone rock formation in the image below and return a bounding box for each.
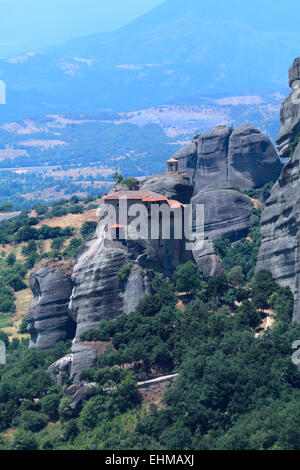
[174,124,281,193]
[191,188,253,242]
[68,231,152,381]
[276,58,300,159]
[257,57,300,323]
[172,124,281,249]
[27,261,75,350]
[141,172,193,204]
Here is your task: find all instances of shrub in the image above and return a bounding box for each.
[117,264,133,283]
[81,221,97,238]
[13,429,38,450]
[175,261,203,293]
[228,266,245,285]
[122,177,139,190]
[40,394,60,421]
[18,410,48,432]
[0,330,9,347]
[18,317,28,334]
[69,204,84,214]
[6,253,16,266]
[8,276,27,292]
[59,397,73,423]
[63,238,83,258]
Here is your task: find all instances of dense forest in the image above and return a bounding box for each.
[0,192,300,450]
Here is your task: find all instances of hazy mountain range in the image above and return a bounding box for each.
[0,0,298,204]
[0,0,299,123]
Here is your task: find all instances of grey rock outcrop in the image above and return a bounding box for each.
[228,125,281,190]
[27,261,75,350]
[192,188,253,242]
[276,58,300,159]
[257,57,300,322]
[174,124,281,193]
[141,173,193,204]
[289,57,300,89]
[169,125,281,271]
[68,227,160,381]
[192,240,224,278]
[140,172,224,274]
[47,354,73,386]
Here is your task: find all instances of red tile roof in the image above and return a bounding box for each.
[103,190,185,209]
[103,190,168,202]
[167,199,187,208]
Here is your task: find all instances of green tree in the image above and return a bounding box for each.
[175,261,203,293]
[228,266,245,285]
[18,410,48,432]
[40,393,61,422]
[13,429,38,450]
[6,253,16,266]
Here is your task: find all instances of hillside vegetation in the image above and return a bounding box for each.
[0,188,300,450]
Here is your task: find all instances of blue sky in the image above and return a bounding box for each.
[0,0,165,57]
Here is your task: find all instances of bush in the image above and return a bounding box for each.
[63,238,83,258]
[6,253,16,266]
[0,297,16,313]
[236,300,261,328]
[175,261,203,293]
[18,410,48,432]
[81,221,97,238]
[69,204,84,214]
[122,177,139,190]
[22,240,37,257]
[34,203,48,216]
[228,266,245,285]
[59,397,73,423]
[8,276,27,292]
[18,317,28,334]
[63,419,80,442]
[16,226,38,242]
[40,394,60,421]
[0,330,9,347]
[50,237,65,252]
[236,288,250,302]
[117,264,133,283]
[13,429,38,450]
[252,270,277,310]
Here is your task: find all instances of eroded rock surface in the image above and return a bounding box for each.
[191,189,253,242]
[276,58,300,160]
[141,172,193,204]
[257,57,300,322]
[27,261,75,350]
[174,124,281,193]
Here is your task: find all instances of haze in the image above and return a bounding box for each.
[0,0,165,57]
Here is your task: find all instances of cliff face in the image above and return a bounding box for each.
[276,57,300,160]
[257,57,300,323]
[68,231,153,381]
[141,173,193,204]
[27,261,76,350]
[172,124,281,246]
[175,124,281,193]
